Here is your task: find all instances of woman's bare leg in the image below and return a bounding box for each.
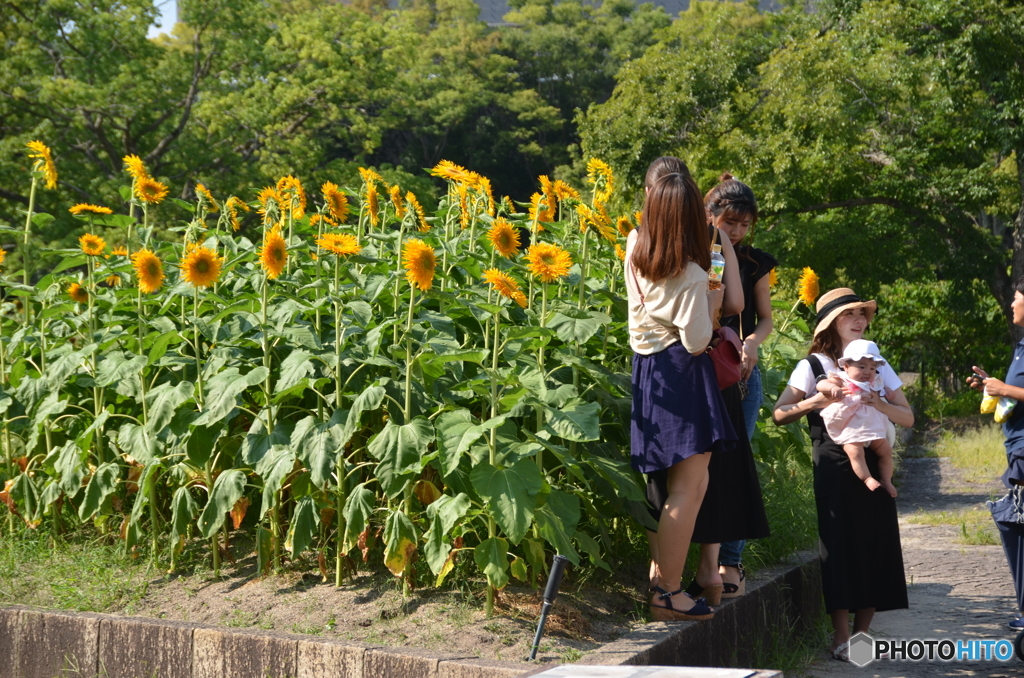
[697,544,723,587]
[647,529,660,589]
[830,609,850,651]
[651,452,711,612]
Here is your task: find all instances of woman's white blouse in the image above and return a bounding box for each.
[788,353,903,397]
[624,230,713,355]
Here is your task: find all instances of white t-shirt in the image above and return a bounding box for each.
[788,353,903,398]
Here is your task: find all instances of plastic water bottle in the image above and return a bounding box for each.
[708,243,725,289]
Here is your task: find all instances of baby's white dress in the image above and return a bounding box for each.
[821,371,889,445]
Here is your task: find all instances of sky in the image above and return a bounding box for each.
[148,0,178,39]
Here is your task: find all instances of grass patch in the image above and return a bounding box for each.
[0,524,151,612]
[932,423,1006,482]
[907,507,1001,546]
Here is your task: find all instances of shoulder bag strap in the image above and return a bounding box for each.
[805,354,829,442]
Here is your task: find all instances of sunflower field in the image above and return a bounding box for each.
[1,142,657,615]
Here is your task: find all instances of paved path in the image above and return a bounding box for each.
[803,452,1021,677]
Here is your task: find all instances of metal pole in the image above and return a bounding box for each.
[528,554,570,661]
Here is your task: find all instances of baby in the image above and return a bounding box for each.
[816,340,897,497]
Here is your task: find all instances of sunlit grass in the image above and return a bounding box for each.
[932,423,1005,483]
[906,506,1001,546]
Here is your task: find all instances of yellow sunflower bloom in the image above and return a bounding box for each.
[257,186,282,225]
[456,183,469,229]
[478,176,496,217]
[769,268,778,287]
[553,180,579,201]
[616,216,633,238]
[525,242,573,283]
[195,184,220,213]
[614,244,626,261]
[366,183,380,227]
[586,158,615,204]
[321,182,349,223]
[358,167,384,186]
[488,218,520,258]
[539,175,556,223]
[429,160,472,185]
[483,268,527,308]
[402,239,436,291]
[0,250,5,267]
[69,204,113,216]
[389,185,406,220]
[798,267,819,306]
[68,282,88,303]
[105,274,121,287]
[132,249,164,294]
[309,213,337,229]
[527,193,545,231]
[407,192,429,232]
[259,226,287,280]
[576,204,616,243]
[224,196,250,231]
[112,246,128,257]
[135,177,169,204]
[316,233,361,257]
[26,141,57,189]
[122,154,149,182]
[276,175,306,219]
[181,245,223,288]
[634,210,643,227]
[79,233,107,256]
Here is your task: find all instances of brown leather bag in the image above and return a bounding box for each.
[707,326,742,390]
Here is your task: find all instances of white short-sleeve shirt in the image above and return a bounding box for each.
[788,353,903,398]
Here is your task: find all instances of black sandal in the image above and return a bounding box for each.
[721,564,746,599]
[649,586,715,621]
[685,578,724,605]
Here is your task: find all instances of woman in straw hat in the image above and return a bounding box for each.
[773,288,913,661]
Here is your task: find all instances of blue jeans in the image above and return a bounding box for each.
[721,365,763,565]
[740,363,763,441]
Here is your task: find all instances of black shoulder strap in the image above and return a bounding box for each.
[807,354,825,381]
[805,354,828,443]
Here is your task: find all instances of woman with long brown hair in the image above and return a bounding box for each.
[626,157,734,620]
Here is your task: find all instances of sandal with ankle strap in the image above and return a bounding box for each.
[720,563,745,599]
[684,578,724,606]
[649,586,715,621]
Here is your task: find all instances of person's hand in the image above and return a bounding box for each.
[824,383,843,400]
[967,366,988,392]
[982,377,1009,397]
[740,340,759,380]
[707,284,725,318]
[858,389,881,409]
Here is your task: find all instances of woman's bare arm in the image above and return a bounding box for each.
[719,233,743,317]
[773,384,838,425]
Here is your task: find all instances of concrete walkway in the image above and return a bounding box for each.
[804,452,1020,678]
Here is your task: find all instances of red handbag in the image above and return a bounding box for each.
[707,326,742,390]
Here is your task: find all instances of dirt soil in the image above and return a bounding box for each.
[805,420,1020,678]
[119,551,644,665]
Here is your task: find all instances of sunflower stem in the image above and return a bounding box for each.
[204,459,221,578]
[193,286,204,409]
[404,285,416,424]
[22,176,37,293]
[392,214,407,350]
[484,307,501,618]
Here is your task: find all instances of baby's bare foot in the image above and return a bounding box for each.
[883,481,898,498]
[865,478,882,492]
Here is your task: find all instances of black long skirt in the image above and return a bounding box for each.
[646,382,770,544]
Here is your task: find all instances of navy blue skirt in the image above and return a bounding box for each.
[631,343,736,474]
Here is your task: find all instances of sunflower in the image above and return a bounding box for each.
[429,160,472,185]
[257,186,282,225]
[407,192,429,232]
[553,180,579,201]
[316,232,361,257]
[769,268,778,287]
[586,158,615,204]
[321,182,349,223]
[634,210,643,226]
[539,175,556,223]
[576,204,616,243]
[616,216,633,238]
[195,184,220,213]
[402,239,436,291]
[798,267,819,306]
[68,282,88,303]
[389,185,406,220]
[614,244,626,261]
[478,176,496,217]
[224,196,250,231]
[366,183,379,227]
[0,250,5,267]
[358,167,384,186]
[259,226,288,280]
[525,242,572,283]
[488,218,520,258]
[135,177,169,204]
[276,175,306,219]
[180,245,223,288]
[456,183,469,229]
[309,213,337,229]
[122,155,149,182]
[26,140,57,189]
[528,193,543,224]
[69,203,113,216]
[483,268,527,308]
[79,233,107,256]
[105,274,121,287]
[132,249,164,294]
[112,246,128,257]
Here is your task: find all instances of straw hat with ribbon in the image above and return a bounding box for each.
[813,288,877,338]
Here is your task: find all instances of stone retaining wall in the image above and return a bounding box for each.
[0,552,820,678]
